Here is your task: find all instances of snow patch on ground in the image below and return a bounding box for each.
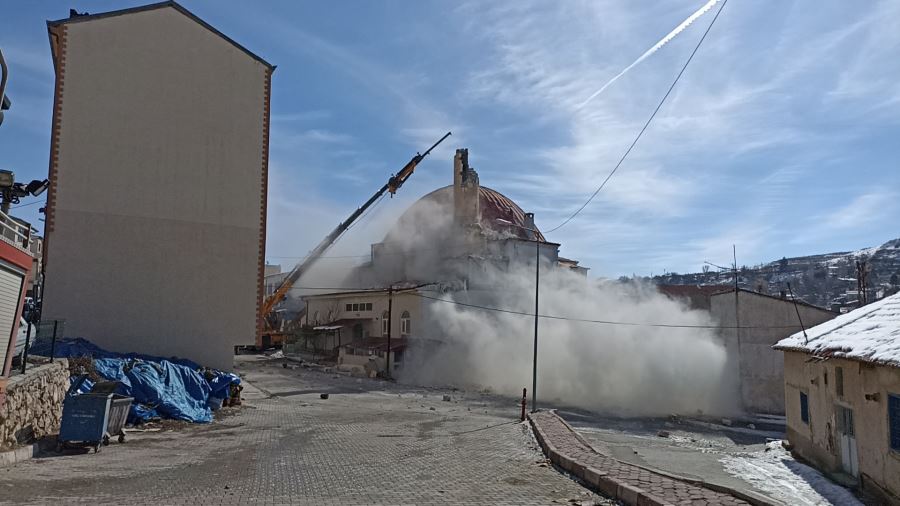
[720,441,860,506]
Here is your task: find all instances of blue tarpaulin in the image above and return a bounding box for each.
[33,338,240,424]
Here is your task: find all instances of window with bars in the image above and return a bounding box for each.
[800,392,809,425]
[345,302,374,313]
[889,394,900,452]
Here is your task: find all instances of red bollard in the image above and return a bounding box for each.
[521,388,527,421]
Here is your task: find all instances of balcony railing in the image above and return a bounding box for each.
[0,210,31,252]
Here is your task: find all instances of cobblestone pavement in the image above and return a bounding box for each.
[530,411,751,506]
[0,356,608,505]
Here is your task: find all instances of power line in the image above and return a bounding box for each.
[10,200,45,210]
[286,283,808,330]
[545,0,729,234]
[411,291,806,330]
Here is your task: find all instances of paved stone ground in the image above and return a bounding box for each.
[0,356,609,505]
[530,411,751,506]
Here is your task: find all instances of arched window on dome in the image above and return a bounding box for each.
[400,311,411,336]
[382,311,390,336]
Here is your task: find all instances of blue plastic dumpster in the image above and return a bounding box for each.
[58,393,133,453]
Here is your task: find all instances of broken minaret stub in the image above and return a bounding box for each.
[453,148,480,227]
[524,212,536,240]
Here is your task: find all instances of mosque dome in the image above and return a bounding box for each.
[387,185,546,242]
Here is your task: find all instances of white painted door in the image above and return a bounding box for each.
[838,406,859,477]
[0,265,25,375]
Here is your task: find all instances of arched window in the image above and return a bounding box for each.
[313,311,320,325]
[400,311,411,336]
[382,311,390,336]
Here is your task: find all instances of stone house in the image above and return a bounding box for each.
[659,285,837,414]
[774,292,900,503]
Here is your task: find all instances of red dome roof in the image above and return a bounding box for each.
[389,185,546,242]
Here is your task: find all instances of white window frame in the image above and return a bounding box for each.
[400,311,410,336]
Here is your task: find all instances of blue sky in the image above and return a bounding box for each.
[1,1,898,278]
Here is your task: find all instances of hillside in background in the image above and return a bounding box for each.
[652,238,900,311]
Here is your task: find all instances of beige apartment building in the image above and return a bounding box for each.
[40,2,272,370]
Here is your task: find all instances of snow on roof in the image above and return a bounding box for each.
[774,292,900,367]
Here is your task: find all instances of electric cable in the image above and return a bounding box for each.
[544,0,729,234]
[286,283,812,330]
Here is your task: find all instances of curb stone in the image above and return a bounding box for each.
[551,411,774,506]
[528,410,773,506]
[0,438,55,468]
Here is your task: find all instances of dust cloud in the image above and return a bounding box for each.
[398,263,740,418]
[295,186,740,417]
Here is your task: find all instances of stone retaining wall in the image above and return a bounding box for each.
[0,360,69,448]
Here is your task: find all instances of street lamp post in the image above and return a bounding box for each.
[497,218,540,413]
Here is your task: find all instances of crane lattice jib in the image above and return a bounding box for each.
[261,132,451,321]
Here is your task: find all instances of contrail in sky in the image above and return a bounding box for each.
[577,0,721,109]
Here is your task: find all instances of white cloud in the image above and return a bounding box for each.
[824,191,896,230]
[451,0,900,275]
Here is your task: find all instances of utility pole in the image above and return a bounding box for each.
[733,245,741,373]
[856,260,869,307]
[386,285,393,378]
[495,217,540,413]
[787,282,808,344]
[532,238,539,413]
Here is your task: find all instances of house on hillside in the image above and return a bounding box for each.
[40,2,272,370]
[774,293,900,503]
[659,285,837,414]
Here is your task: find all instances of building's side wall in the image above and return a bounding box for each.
[41,8,269,370]
[784,352,900,501]
[712,292,836,414]
[304,292,422,342]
